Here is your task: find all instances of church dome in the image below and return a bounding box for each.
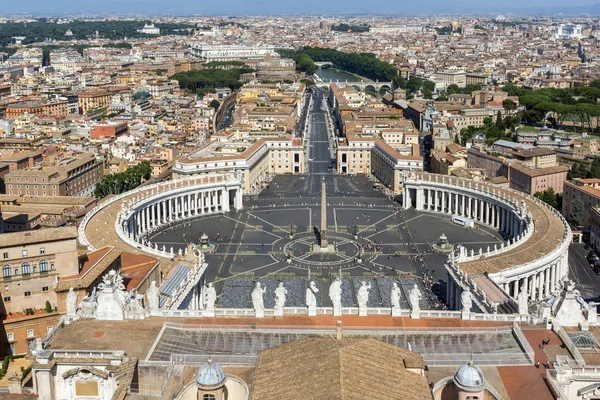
[454,361,485,392]
[196,359,226,390]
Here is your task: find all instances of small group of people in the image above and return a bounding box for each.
[539,337,551,350]
[535,360,553,369]
[420,271,447,311]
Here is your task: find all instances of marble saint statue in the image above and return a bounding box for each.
[252,282,266,312]
[461,289,473,313]
[274,282,288,310]
[357,281,371,308]
[329,278,342,315]
[66,287,78,317]
[146,280,160,311]
[517,285,529,315]
[205,282,217,310]
[306,281,319,308]
[391,282,402,308]
[409,284,422,312]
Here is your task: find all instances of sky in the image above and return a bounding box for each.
[2,0,599,15]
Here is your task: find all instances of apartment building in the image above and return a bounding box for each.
[466,147,508,178]
[5,100,69,119]
[77,90,112,114]
[0,227,78,355]
[337,133,423,193]
[173,135,304,193]
[90,122,129,140]
[573,138,598,158]
[508,162,569,195]
[563,178,600,227]
[432,70,467,90]
[5,153,104,197]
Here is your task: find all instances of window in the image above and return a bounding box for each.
[26,329,33,337]
[7,333,13,341]
[2,253,7,260]
[21,250,27,257]
[42,286,48,292]
[202,395,216,400]
[39,260,48,272]
[2,265,10,278]
[21,263,30,275]
[3,297,10,303]
[24,291,31,297]
[39,248,45,255]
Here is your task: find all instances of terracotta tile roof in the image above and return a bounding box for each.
[460,191,564,275]
[0,226,77,248]
[250,337,430,400]
[510,162,569,177]
[56,246,121,292]
[120,252,158,291]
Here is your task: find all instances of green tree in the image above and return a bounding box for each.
[495,110,504,130]
[406,77,422,94]
[446,84,459,95]
[294,54,316,75]
[569,197,585,226]
[463,84,482,95]
[45,300,53,313]
[502,98,517,114]
[589,157,600,178]
[535,187,558,209]
[209,99,220,109]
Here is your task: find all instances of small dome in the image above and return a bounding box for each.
[454,361,485,392]
[196,359,226,390]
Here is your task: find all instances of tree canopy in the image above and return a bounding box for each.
[171,67,254,92]
[94,161,152,199]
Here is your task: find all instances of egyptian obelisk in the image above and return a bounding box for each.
[320,178,328,248]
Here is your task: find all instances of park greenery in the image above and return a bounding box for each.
[330,23,370,32]
[204,61,247,68]
[171,66,254,93]
[569,157,600,179]
[94,161,152,198]
[0,20,190,46]
[501,81,600,131]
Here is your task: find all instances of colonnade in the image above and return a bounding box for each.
[445,252,568,306]
[121,185,242,244]
[402,173,571,310]
[499,254,568,302]
[404,186,525,239]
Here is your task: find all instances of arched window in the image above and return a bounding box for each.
[2,265,10,278]
[39,260,48,272]
[202,395,216,400]
[21,262,30,275]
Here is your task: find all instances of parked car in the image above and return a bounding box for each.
[587,251,599,264]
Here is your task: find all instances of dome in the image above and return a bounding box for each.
[196,359,226,390]
[454,361,485,392]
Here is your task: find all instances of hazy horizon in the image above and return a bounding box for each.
[3,0,600,16]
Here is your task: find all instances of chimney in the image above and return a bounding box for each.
[336,320,342,341]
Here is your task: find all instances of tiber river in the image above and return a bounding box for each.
[314,68,358,83]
